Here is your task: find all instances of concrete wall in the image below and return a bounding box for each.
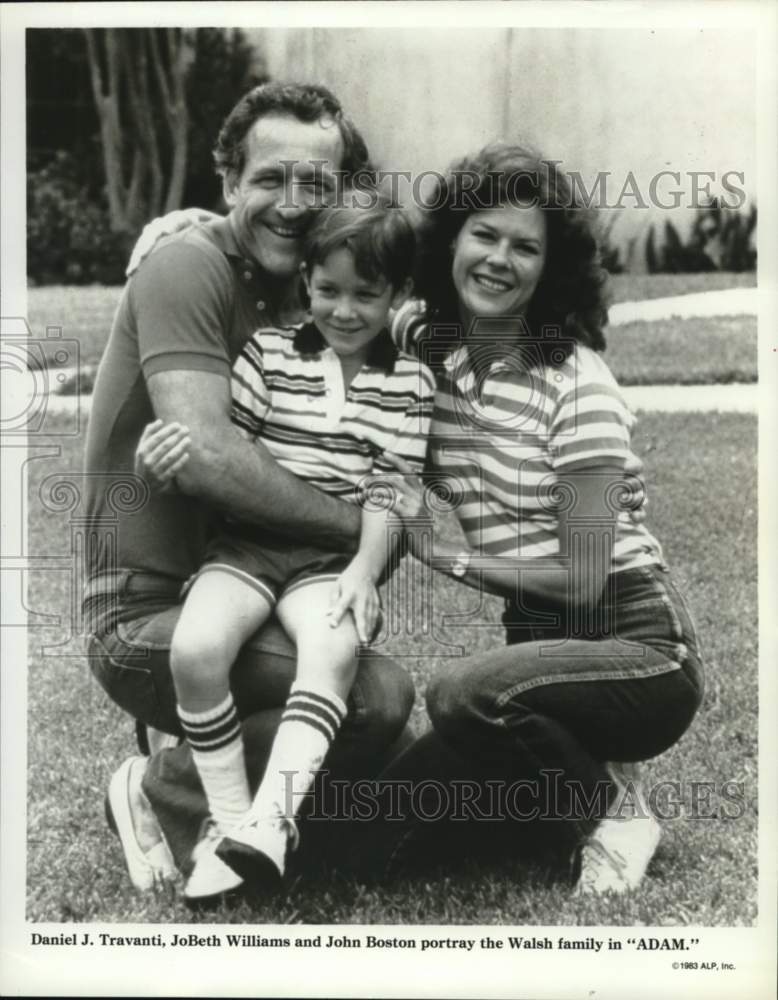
[249,27,756,270]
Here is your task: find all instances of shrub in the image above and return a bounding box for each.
[26,28,266,282]
[27,152,129,285]
[184,28,268,209]
[646,201,756,274]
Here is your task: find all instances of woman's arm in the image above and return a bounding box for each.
[126,208,221,276]
[388,454,620,610]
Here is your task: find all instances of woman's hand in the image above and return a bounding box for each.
[327,559,381,644]
[134,419,191,493]
[126,208,220,277]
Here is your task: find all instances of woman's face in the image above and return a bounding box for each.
[451,203,547,324]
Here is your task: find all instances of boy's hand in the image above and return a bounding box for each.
[135,419,191,493]
[327,560,381,644]
[126,208,220,277]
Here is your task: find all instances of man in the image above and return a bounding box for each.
[82,82,414,905]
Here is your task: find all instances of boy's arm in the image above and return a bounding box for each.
[327,504,393,644]
[353,503,394,580]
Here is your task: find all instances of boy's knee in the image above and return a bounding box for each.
[170,631,231,681]
[298,618,359,665]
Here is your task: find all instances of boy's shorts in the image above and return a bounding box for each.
[188,527,351,608]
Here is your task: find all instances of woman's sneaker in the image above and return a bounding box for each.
[576,812,662,894]
[183,819,244,909]
[216,812,299,890]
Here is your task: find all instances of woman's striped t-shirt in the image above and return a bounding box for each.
[229,325,436,500]
[392,303,664,571]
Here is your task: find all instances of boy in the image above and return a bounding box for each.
[139,201,435,905]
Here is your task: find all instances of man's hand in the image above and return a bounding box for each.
[382,451,467,562]
[327,559,381,644]
[623,453,648,524]
[134,419,191,493]
[126,208,220,277]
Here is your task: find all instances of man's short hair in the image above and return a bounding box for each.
[213,81,372,185]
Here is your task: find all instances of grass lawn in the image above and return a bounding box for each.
[27,285,124,371]
[25,411,757,925]
[27,273,757,387]
[606,315,756,385]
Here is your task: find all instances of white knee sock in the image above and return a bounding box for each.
[252,682,347,821]
[177,693,251,829]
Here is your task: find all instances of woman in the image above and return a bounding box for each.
[360,143,705,894]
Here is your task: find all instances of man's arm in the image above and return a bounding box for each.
[146,367,361,551]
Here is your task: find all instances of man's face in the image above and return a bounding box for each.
[223,113,345,278]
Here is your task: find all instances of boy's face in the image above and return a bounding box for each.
[223,113,344,279]
[303,248,409,361]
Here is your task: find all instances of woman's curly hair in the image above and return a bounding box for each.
[414,143,610,358]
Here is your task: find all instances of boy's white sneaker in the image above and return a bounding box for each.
[183,820,243,909]
[216,812,299,890]
[576,811,662,895]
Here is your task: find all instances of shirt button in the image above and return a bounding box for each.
[256,300,266,311]
[243,270,252,281]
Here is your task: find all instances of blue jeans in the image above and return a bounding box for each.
[84,570,415,870]
[335,563,704,880]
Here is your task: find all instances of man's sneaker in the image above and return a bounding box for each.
[576,811,662,895]
[183,820,244,910]
[105,756,177,891]
[216,812,299,889]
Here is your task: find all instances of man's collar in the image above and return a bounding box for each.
[207,215,302,321]
[206,215,246,261]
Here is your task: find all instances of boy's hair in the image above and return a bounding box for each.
[303,199,416,290]
[214,81,373,184]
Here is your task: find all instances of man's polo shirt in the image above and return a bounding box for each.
[83,217,299,582]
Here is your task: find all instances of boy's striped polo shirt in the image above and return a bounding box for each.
[230,325,436,498]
